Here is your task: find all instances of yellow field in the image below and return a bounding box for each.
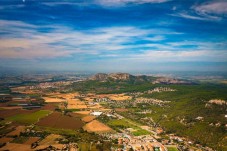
[96,93,131,101]
[42,97,66,103]
[74,111,91,115]
[108,94,131,101]
[55,93,80,99]
[67,99,87,109]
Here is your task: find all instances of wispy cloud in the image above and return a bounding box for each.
[193,1,227,15]
[95,0,170,6]
[0,20,180,59]
[0,19,226,65]
[170,12,221,21]
[171,1,227,21]
[40,0,170,7]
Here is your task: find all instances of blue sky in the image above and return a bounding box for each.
[0,0,227,73]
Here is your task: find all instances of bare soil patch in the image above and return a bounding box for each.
[39,134,62,145]
[83,120,113,133]
[0,143,31,151]
[115,108,129,112]
[36,112,84,130]
[41,103,58,111]
[0,109,38,118]
[74,111,91,115]
[23,137,40,145]
[82,115,96,123]
[7,126,25,136]
[0,137,14,143]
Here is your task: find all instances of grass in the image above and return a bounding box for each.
[166,147,179,151]
[107,119,131,128]
[107,118,150,136]
[132,129,150,136]
[78,143,91,151]
[7,110,51,125]
[34,125,76,135]
[11,136,28,144]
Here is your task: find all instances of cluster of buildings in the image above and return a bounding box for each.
[134,98,170,107]
[146,87,176,94]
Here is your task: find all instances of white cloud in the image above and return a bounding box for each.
[0,20,226,63]
[193,1,227,15]
[144,35,165,41]
[172,1,227,21]
[170,11,221,21]
[122,50,227,62]
[40,0,170,7]
[95,0,170,7]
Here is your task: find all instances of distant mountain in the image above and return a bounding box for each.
[90,73,194,84]
[90,73,109,81]
[152,77,194,85]
[90,73,153,83]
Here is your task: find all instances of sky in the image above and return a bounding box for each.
[0,0,227,73]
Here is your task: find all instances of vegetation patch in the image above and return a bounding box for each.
[166,147,179,151]
[7,110,51,125]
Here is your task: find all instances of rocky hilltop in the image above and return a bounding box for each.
[90,73,151,82]
[90,73,108,81]
[90,73,194,84]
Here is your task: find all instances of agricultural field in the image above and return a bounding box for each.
[36,112,84,130]
[7,126,25,136]
[38,134,62,145]
[23,137,40,145]
[82,115,96,123]
[67,99,87,109]
[6,110,51,125]
[83,120,113,133]
[42,97,66,103]
[74,111,91,115]
[108,94,131,101]
[1,143,31,151]
[106,119,150,136]
[0,137,14,144]
[0,109,38,118]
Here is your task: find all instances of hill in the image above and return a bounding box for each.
[90,73,194,85]
[90,73,152,83]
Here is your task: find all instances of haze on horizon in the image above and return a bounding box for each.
[0,0,227,73]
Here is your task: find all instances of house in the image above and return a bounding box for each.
[90,111,102,116]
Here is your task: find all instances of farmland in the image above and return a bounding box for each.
[42,97,65,103]
[36,112,84,130]
[0,109,38,118]
[6,110,51,125]
[82,115,96,123]
[83,120,113,133]
[106,119,150,136]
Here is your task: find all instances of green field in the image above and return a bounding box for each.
[7,110,51,125]
[132,129,150,136]
[107,118,150,136]
[34,125,76,135]
[167,146,179,151]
